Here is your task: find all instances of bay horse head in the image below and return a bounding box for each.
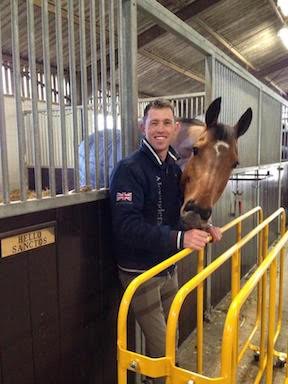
[173,97,252,230]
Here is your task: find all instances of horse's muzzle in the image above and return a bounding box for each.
[183,201,212,221]
[181,201,212,230]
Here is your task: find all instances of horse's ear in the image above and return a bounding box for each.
[205,97,221,128]
[235,108,252,138]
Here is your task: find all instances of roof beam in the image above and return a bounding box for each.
[267,0,286,25]
[257,57,288,77]
[140,49,205,83]
[138,0,222,48]
[193,18,286,96]
[194,18,257,72]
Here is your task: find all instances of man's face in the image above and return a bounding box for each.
[143,107,178,160]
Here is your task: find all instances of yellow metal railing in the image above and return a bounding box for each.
[117,207,288,383]
[221,226,288,384]
[118,206,262,382]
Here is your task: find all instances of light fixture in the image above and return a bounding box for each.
[278,0,288,16]
[278,27,288,49]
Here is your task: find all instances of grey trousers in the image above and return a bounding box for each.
[119,267,179,384]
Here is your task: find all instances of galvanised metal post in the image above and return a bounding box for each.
[120,0,138,156]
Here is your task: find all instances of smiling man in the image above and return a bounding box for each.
[110,99,214,384]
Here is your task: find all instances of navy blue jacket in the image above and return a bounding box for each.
[109,138,184,272]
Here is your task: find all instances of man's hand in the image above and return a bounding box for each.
[206,225,222,242]
[183,229,210,250]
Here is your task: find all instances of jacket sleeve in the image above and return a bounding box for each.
[110,161,183,258]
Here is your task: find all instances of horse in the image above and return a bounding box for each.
[174,97,252,230]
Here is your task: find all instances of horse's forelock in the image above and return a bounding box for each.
[212,123,234,142]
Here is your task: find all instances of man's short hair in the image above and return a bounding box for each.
[143,99,174,123]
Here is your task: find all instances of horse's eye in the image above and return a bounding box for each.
[233,161,239,169]
[192,147,199,156]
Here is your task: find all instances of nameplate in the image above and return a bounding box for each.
[1,227,55,257]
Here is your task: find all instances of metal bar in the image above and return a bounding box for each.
[118,0,125,158]
[266,258,277,383]
[205,55,215,108]
[231,222,241,299]
[79,0,90,187]
[109,0,118,167]
[27,0,42,198]
[0,189,109,219]
[205,244,212,317]
[196,249,204,374]
[120,0,138,156]
[11,0,27,200]
[42,0,56,196]
[55,0,68,194]
[273,211,286,342]
[0,11,10,203]
[99,0,109,187]
[3,66,8,94]
[67,0,79,192]
[259,225,269,372]
[90,0,100,189]
[138,92,205,102]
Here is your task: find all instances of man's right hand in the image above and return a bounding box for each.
[183,229,210,250]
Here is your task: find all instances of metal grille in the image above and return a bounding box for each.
[260,92,282,165]
[138,92,205,119]
[214,60,260,168]
[0,0,122,208]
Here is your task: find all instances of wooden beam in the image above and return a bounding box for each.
[257,57,288,77]
[194,18,257,72]
[140,49,205,83]
[267,0,286,25]
[193,18,286,96]
[138,0,222,48]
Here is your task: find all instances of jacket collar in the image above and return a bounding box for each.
[141,138,180,166]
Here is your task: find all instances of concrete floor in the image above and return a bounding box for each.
[178,248,288,383]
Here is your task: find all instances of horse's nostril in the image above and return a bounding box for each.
[183,202,212,220]
[184,200,195,212]
[199,208,212,220]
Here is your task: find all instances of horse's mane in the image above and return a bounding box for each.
[177,117,205,127]
[177,117,233,142]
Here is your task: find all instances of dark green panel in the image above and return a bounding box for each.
[0,199,120,384]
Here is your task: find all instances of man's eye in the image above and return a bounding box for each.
[192,147,199,156]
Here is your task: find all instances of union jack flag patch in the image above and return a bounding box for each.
[116,192,132,202]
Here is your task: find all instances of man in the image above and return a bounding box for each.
[110,99,221,383]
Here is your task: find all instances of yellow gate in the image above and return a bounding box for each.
[117,207,288,383]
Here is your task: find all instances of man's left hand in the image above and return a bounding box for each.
[206,225,222,242]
